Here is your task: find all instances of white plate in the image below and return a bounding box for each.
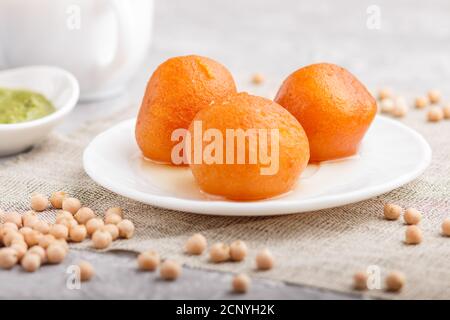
[83,116,431,216]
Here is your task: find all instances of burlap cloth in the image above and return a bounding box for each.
[1,102,449,300]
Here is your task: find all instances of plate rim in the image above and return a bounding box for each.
[83,116,432,216]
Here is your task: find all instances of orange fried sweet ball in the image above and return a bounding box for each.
[275,63,377,162]
[188,93,310,200]
[136,55,237,164]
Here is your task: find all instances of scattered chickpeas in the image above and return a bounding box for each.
[229,240,248,262]
[38,234,56,249]
[427,106,444,122]
[104,213,122,225]
[391,99,408,118]
[74,207,95,225]
[49,224,69,240]
[378,88,392,100]
[428,89,441,104]
[78,261,95,281]
[4,212,23,227]
[255,249,274,270]
[92,230,112,249]
[58,218,78,230]
[30,193,49,212]
[117,219,135,239]
[105,207,123,218]
[403,208,422,225]
[3,231,24,246]
[86,218,104,236]
[137,250,160,271]
[209,242,230,263]
[405,225,422,245]
[385,271,405,292]
[379,98,394,114]
[46,243,66,264]
[443,104,450,119]
[101,224,119,240]
[185,233,207,255]
[251,73,265,85]
[54,239,69,253]
[62,198,82,215]
[56,210,74,222]
[69,225,87,242]
[50,191,67,209]
[0,248,18,269]
[232,274,251,293]
[27,246,46,263]
[353,271,369,290]
[415,96,428,109]
[33,220,50,234]
[20,252,41,272]
[441,218,450,236]
[384,203,402,220]
[160,260,182,280]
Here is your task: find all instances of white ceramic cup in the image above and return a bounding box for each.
[0,0,153,101]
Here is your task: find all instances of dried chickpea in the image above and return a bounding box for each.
[53,239,69,253]
[19,226,33,237]
[378,88,392,100]
[251,73,264,85]
[4,212,22,227]
[232,274,251,293]
[21,252,41,272]
[117,219,135,239]
[49,224,69,240]
[0,248,18,269]
[405,225,422,245]
[46,243,66,264]
[69,225,87,243]
[230,240,248,262]
[86,218,104,236]
[256,249,274,270]
[30,193,49,212]
[428,89,441,104]
[443,104,450,119]
[38,234,56,249]
[441,218,450,236]
[384,203,402,220]
[33,220,50,234]
[105,207,123,218]
[379,98,394,114]
[415,96,428,109]
[137,250,160,271]
[101,224,119,240]
[403,208,422,225]
[2,222,18,232]
[3,231,24,246]
[209,243,230,263]
[92,230,112,249]
[160,260,181,280]
[23,214,39,229]
[78,261,95,281]
[385,271,405,292]
[10,241,28,259]
[74,207,95,225]
[50,191,67,209]
[24,230,42,247]
[427,107,444,122]
[56,210,74,222]
[104,213,122,225]
[62,198,82,215]
[353,271,368,290]
[58,218,78,230]
[391,102,408,118]
[185,233,207,255]
[28,246,47,262]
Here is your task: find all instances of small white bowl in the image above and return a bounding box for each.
[0,66,79,157]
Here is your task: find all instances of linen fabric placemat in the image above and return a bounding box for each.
[1,104,449,299]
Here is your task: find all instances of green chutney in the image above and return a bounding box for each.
[0,88,55,124]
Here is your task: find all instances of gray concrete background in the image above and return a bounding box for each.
[2,0,449,299]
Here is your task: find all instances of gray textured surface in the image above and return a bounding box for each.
[2,0,448,299]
